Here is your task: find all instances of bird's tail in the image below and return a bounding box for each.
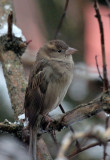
[29,126,37,160]
[29,116,42,160]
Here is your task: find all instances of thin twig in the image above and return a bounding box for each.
[56,127,110,160]
[94,0,109,91]
[7,11,13,39]
[51,133,59,149]
[103,116,110,160]
[68,139,110,159]
[95,55,103,81]
[54,0,69,39]
[68,141,101,159]
[103,144,107,160]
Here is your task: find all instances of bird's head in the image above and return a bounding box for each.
[37,40,77,62]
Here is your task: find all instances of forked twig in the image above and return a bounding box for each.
[94,0,109,91]
[54,0,69,39]
[95,55,103,81]
[68,139,110,159]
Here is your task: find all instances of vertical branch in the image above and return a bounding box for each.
[0,12,28,118]
[54,0,69,39]
[7,11,13,39]
[1,50,27,118]
[94,0,109,91]
[95,55,103,81]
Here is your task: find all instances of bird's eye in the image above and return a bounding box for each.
[57,50,62,53]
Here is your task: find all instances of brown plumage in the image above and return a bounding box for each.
[24,40,76,160]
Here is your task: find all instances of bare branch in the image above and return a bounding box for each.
[41,91,110,133]
[0,121,53,160]
[0,121,23,138]
[58,96,102,126]
[54,0,69,39]
[56,128,110,160]
[94,0,109,91]
[0,91,110,136]
[68,140,110,159]
[68,142,101,158]
[7,11,13,39]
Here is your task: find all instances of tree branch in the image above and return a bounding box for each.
[94,0,109,91]
[1,50,27,118]
[0,11,28,118]
[54,0,69,39]
[1,91,110,135]
[0,121,23,138]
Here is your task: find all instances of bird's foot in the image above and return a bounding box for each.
[43,114,55,131]
[43,114,53,122]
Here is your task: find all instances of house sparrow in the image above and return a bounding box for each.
[24,40,77,160]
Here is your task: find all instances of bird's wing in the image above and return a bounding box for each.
[24,60,49,127]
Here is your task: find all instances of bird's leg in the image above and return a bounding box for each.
[43,114,56,137]
[59,104,65,113]
[43,114,53,122]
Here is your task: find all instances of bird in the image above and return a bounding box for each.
[24,40,77,160]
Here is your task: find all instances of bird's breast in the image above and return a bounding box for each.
[43,62,74,114]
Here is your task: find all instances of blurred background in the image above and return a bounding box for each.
[0,0,110,159]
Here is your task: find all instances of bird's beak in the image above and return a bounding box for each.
[65,47,77,55]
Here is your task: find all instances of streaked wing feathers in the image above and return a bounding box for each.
[24,61,49,127]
